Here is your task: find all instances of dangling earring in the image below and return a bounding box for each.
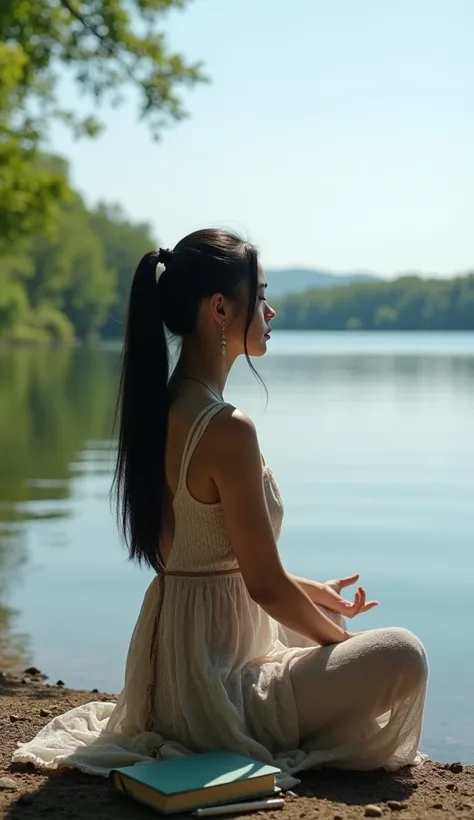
[221,320,227,359]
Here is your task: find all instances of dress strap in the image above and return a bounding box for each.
[175,401,230,496]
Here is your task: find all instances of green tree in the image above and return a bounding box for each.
[373,304,398,329]
[0,175,118,341]
[274,274,474,331]
[0,165,163,341]
[0,45,68,252]
[0,258,30,335]
[28,194,116,339]
[88,203,156,337]
[0,0,206,249]
[346,316,364,331]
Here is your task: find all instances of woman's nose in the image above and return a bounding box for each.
[266,303,276,320]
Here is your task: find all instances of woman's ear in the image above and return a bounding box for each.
[209,292,226,323]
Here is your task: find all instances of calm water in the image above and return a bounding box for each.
[1,332,473,763]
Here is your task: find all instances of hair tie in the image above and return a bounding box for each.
[155,262,166,285]
[155,247,172,285]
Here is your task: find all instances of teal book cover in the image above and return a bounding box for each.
[111,751,281,795]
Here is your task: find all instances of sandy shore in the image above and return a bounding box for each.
[1,672,473,820]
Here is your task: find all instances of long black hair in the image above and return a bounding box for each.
[112,229,260,573]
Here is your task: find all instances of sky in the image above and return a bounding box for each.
[49,0,474,277]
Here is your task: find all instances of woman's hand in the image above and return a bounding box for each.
[312,574,378,619]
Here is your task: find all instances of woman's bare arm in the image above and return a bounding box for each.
[289,574,330,602]
[289,573,378,617]
[210,410,349,646]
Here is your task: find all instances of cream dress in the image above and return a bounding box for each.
[13,402,428,788]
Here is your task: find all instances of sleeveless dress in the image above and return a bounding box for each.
[12,402,428,788]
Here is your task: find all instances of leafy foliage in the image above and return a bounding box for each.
[0,0,205,246]
[0,165,156,341]
[274,275,474,331]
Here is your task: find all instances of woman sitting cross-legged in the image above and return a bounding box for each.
[12,229,428,788]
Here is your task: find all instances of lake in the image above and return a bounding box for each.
[1,332,473,763]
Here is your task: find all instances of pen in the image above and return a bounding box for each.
[193,797,285,816]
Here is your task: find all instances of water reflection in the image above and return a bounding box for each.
[257,350,474,392]
[1,339,474,672]
[0,336,473,764]
[0,346,118,671]
[0,525,30,671]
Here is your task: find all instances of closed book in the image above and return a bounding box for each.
[110,751,281,814]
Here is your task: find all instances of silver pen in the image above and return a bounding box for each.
[193,797,285,816]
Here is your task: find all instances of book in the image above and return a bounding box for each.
[109,751,281,815]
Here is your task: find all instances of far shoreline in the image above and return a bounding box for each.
[1,328,474,349]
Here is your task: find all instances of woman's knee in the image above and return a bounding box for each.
[377,627,428,692]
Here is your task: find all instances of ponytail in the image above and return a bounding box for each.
[112,229,261,573]
[112,251,169,573]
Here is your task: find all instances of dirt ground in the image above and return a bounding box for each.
[0,673,473,820]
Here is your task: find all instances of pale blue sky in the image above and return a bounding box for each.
[50,0,473,276]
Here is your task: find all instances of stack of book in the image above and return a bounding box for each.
[110,751,284,815]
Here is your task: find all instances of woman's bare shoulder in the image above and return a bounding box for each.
[210,404,259,458]
[213,404,257,435]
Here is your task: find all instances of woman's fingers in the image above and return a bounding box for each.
[345,586,377,618]
[331,584,379,618]
[343,589,360,618]
[348,596,379,617]
[337,574,360,590]
[360,600,379,613]
[332,593,356,614]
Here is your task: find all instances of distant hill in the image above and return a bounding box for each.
[266,268,381,298]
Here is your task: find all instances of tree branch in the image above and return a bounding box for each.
[58,0,140,86]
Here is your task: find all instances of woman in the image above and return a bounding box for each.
[13,229,427,787]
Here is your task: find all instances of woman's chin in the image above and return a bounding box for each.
[253,340,269,357]
[240,337,270,358]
